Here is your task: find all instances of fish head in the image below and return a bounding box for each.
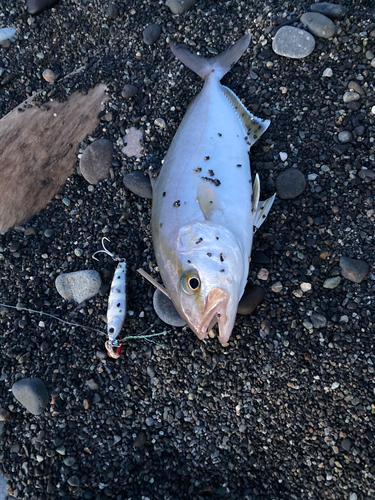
[162,221,248,344]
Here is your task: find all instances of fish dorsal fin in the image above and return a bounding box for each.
[197,180,222,220]
[252,173,276,232]
[222,86,270,147]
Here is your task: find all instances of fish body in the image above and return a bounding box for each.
[152,35,275,344]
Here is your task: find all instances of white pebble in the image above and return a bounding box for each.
[300,282,312,292]
[331,382,339,390]
[257,268,269,280]
[308,173,318,181]
[372,106,375,114]
[322,68,333,77]
[279,152,288,161]
[271,282,283,293]
[154,118,166,128]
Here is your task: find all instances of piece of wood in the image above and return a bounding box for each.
[0,84,108,234]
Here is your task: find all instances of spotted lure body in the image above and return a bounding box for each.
[151,34,275,344]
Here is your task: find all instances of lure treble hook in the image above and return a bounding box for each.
[92,237,122,262]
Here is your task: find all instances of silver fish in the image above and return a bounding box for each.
[151,34,275,344]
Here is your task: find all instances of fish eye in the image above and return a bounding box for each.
[181,271,201,295]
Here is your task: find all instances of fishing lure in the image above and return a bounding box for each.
[93,238,127,359]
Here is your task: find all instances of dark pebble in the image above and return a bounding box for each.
[237,285,265,315]
[252,251,271,264]
[133,431,146,448]
[275,168,306,199]
[341,437,352,451]
[12,378,49,416]
[143,24,162,45]
[27,0,59,14]
[153,288,186,327]
[106,3,119,19]
[166,0,196,15]
[339,256,369,283]
[80,139,113,185]
[123,171,153,199]
[121,84,138,98]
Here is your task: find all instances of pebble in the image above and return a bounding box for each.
[68,475,80,487]
[153,288,186,327]
[143,24,162,45]
[121,84,138,98]
[310,313,327,329]
[275,168,306,199]
[86,379,100,391]
[348,81,365,95]
[0,27,16,43]
[62,197,71,206]
[123,171,152,199]
[166,0,196,15]
[272,26,315,59]
[55,270,102,303]
[300,282,311,292]
[237,285,265,315]
[154,117,166,129]
[358,169,375,182]
[64,457,76,467]
[343,92,360,103]
[27,0,59,14]
[271,282,283,293]
[322,68,333,77]
[74,248,83,257]
[252,251,271,265]
[106,3,118,19]
[341,437,352,452]
[80,138,113,185]
[56,445,66,455]
[12,378,49,416]
[338,131,352,143]
[279,152,288,161]
[44,228,54,238]
[323,276,341,289]
[339,256,369,283]
[310,2,347,20]
[257,268,269,281]
[300,12,336,39]
[303,319,313,330]
[0,408,11,422]
[133,432,146,448]
[24,227,37,236]
[121,127,143,158]
[42,69,56,83]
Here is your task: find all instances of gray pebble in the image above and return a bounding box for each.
[55,270,102,303]
[63,456,76,467]
[123,171,153,199]
[143,24,162,45]
[0,27,16,43]
[310,313,327,329]
[237,286,265,315]
[301,12,336,39]
[106,3,118,19]
[42,69,56,83]
[74,248,83,257]
[272,27,315,59]
[27,0,59,14]
[310,2,347,20]
[96,351,107,360]
[24,227,37,236]
[133,432,146,448]
[339,256,369,283]
[80,138,113,185]
[44,228,54,238]
[147,366,155,378]
[323,276,341,289]
[67,475,80,487]
[166,0,196,15]
[343,91,360,103]
[341,437,352,451]
[153,288,186,327]
[146,417,155,426]
[86,378,100,391]
[62,197,71,206]
[121,84,138,98]
[348,81,365,95]
[275,168,306,199]
[12,378,49,416]
[338,131,353,143]
[358,169,375,182]
[354,125,365,137]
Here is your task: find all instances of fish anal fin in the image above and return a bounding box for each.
[197,181,222,220]
[222,86,270,147]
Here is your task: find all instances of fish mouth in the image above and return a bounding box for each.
[195,287,229,340]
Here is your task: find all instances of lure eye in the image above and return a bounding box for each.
[181,271,201,295]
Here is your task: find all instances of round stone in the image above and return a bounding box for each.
[43,228,54,238]
[68,475,80,487]
[341,437,352,451]
[271,282,283,293]
[80,138,113,185]
[121,84,138,98]
[42,69,56,83]
[166,0,196,15]
[338,131,353,143]
[12,378,49,416]
[153,288,186,327]
[123,171,152,199]
[55,270,102,303]
[237,285,265,315]
[339,256,369,283]
[275,168,306,199]
[272,26,315,59]
[343,91,360,103]
[301,12,336,38]
[310,2,347,20]
[143,24,162,45]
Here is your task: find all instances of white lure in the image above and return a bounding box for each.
[151,34,276,345]
[93,238,127,358]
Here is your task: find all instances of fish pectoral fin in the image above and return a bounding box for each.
[222,86,270,148]
[197,181,222,220]
[253,192,276,233]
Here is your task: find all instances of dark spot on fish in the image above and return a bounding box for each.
[201,176,221,187]
[215,236,219,240]
[218,133,222,137]
[184,201,186,205]
[173,200,181,207]
[208,170,214,176]
[262,214,266,218]
[204,156,210,161]
[253,134,258,139]
[196,238,203,244]
[241,112,244,117]
[207,253,212,257]
[251,208,256,213]
[220,253,224,262]
[245,136,248,140]
[251,195,254,202]
[209,201,213,204]
[117,276,120,279]
[237,164,242,168]
[257,124,262,130]
[193,167,202,173]
[211,69,215,73]
[163,192,166,197]
[217,313,221,318]
[253,225,257,232]
[159,223,162,227]
[117,303,121,307]
[187,260,191,263]
[220,269,225,273]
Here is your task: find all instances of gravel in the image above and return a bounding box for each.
[79,138,113,185]
[1,1,375,499]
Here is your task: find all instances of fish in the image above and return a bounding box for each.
[151,34,275,345]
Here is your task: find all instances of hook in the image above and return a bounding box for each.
[92,237,122,262]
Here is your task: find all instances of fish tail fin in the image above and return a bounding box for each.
[170,33,251,81]
[252,174,276,233]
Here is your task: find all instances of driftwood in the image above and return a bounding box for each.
[0,83,108,234]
